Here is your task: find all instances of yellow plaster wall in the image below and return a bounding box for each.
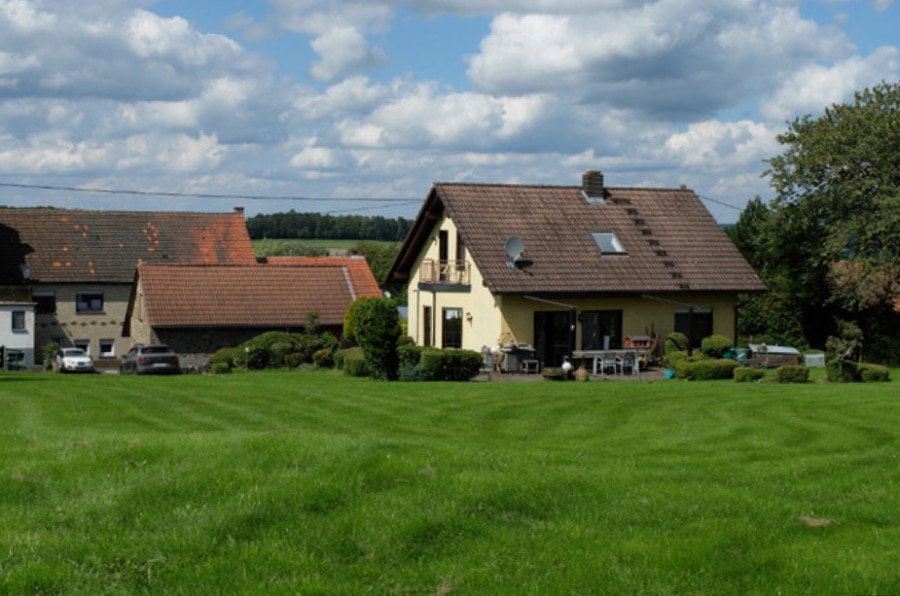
[406,214,504,350]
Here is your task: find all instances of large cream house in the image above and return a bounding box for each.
[386,171,766,368]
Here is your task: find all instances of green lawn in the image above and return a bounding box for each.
[2,371,899,594]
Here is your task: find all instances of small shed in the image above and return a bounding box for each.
[749,344,801,367]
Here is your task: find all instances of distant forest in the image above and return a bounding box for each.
[245,210,414,241]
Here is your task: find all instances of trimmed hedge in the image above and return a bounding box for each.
[734,367,765,383]
[700,335,732,359]
[858,363,890,382]
[416,349,483,381]
[665,332,689,357]
[773,365,809,383]
[397,344,424,369]
[826,359,858,383]
[676,358,738,381]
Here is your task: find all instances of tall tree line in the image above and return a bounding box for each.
[246,210,413,242]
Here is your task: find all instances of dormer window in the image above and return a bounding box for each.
[591,231,627,255]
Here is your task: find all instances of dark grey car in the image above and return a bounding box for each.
[119,344,181,375]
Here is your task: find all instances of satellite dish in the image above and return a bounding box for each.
[505,236,525,262]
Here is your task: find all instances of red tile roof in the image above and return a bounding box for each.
[134,264,360,328]
[388,182,766,295]
[0,208,256,283]
[260,256,382,298]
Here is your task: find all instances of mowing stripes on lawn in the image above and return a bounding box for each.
[1,370,899,594]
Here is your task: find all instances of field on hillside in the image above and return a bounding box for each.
[2,371,899,594]
[253,238,394,257]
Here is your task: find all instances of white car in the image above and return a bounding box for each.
[55,348,95,373]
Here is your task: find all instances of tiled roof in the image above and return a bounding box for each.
[259,256,382,298]
[0,208,257,284]
[135,264,357,328]
[387,181,766,294]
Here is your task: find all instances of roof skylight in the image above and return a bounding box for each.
[591,231,627,255]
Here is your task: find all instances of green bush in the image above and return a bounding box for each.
[700,335,732,359]
[398,364,434,382]
[312,348,334,369]
[342,296,376,348]
[826,358,858,383]
[351,297,401,380]
[397,344,424,368]
[333,348,349,370]
[734,367,765,383]
[234,345,269,370]
[42,341,60,371]
[418,349,483,381]
[676,358,738,381]
[341,347,370,377]
[209,347,237,368]
[210,362,232,375]
[269,341,294,367]
[665,350,688,369]
[283,352,304,369]
[665,332,689,357]
[858,363,890,383]
[773,365,809,383]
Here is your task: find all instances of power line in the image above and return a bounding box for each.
[697,194,744,211]
[0,181,419,204]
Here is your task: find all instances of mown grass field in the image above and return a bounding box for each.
[2,371,899,595]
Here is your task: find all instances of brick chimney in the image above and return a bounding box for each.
[582,169,605,201]
[233,206,245,215]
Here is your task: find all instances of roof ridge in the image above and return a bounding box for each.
[433,182,694,192]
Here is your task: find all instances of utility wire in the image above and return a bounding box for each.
[0,181,419,204]
[697,194,744,211]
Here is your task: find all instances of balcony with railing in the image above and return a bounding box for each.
[419,259,471,289]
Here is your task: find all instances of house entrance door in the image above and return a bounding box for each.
[534,311,570,368]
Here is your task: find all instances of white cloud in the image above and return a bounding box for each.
[665,120,780,169]
[760,46,900,122]
[467,1,852,120]
[309,26,386,82]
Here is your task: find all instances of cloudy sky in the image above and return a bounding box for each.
[1,0,897,222]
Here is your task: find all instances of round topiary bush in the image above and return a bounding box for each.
[700,335,733,359]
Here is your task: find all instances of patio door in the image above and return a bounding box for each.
[534,311,570,368]
[581,310,623,350]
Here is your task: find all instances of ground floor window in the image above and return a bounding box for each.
[74,339,90,355]
[99,339,115,359]
[442,308,462,348]
[11,311,25,331]
[580,310,623,350]
[675,309,713,348]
